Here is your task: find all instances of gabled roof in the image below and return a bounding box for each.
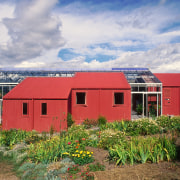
[3,72,130,100]
[73,72,130,89]
[154,73,180,87]
[4,77,73,100]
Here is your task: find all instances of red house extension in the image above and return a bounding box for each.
[155,73,180,116]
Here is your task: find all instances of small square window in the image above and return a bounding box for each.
[114,93,124,104]
[41,103,47,115]
[23,103,28,115]
[76,92,86,104]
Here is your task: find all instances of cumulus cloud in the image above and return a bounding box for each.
[20,43,179,73]
[58,4,177,50]
[0,0,64,66]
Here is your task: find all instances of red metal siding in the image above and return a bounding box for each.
[2,100,33,131]
[2,99,68,132]
[71,89,131,124]
[154,73,180,116]
[162,87,180,115]
[33,100,67,132]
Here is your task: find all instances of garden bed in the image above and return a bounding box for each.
[0,115,180,179]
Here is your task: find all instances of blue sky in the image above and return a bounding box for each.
[0,0,180,72]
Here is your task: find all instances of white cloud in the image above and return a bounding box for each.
[21,43,178,73]
[0,3,14,47]
[0,0,180,73]
[58,4,177,51]
[0,0,64,66]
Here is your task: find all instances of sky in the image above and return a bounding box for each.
[0,0,180,72]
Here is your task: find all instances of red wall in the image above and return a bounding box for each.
[33,100,67,132]
[162,87,180,115]
[3,100,33,131]
[3,99,68,132]
[71,89,131,124]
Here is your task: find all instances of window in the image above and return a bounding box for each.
[76,92,86,104]
[23,103,28,115]
[114,93,124,104]
[41,103,47,115]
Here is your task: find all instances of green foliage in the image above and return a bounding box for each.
[71,150,94,165]
[67,113,74,128]
[88,162,105,171]
[105,119,162,136]
[20,163,47,180]
[67,165,80,175]
[0,129,30,147]
[109,136,176,165]
[98,116,107,127]
[28,136,65,164]
[50,124,55,137]
[156,116,180,132]
[67,125,89,142]
[127,119,161,136]
[136,104,143,115]
[18,162,36,173]
[98,130,125,149]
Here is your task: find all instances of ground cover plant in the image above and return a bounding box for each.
[0,115,180,179]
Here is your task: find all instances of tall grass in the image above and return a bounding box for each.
[109,136,176,165]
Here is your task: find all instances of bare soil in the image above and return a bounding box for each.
[0,162,19,180]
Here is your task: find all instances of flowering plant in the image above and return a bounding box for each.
[71,150,94,165]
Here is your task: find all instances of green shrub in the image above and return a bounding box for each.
[156,116,180,131]
[136,104,143,115]
[98,116,107,127]
[0,129,31,147]
[67,113,74,128]
[67,125,89,142]
[98,129,125,149]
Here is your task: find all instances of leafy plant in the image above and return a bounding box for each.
[68,165,80,175]
[88,163,105,171]
[71,150,94,165]
[67,113,74,128]
[136,104,143,115]
[109,136,176,165]
[98,116,107,127]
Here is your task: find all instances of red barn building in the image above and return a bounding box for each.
[2,72,131,131]
[154,73,180,116]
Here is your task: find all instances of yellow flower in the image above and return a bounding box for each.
[83,154,85,156]
[63,152,69,155]
[80,151,83,154]
[91,152,93,154]
[87,151,90,154]
[72,154,75,156]
[76,150,79,153]
[78,154,80,157]
[89,155,91,157]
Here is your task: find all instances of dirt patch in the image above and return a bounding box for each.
[86,137,180,180]
[0,162,19,180]
[93,162,180,180]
